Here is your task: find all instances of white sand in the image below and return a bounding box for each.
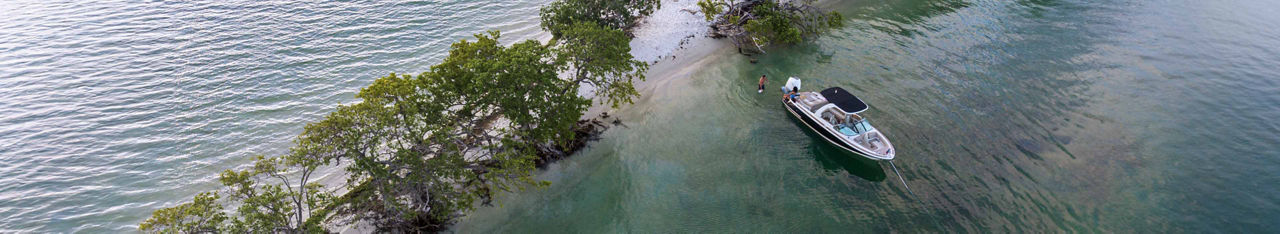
[584,0,738,117]
[628,0,714,62]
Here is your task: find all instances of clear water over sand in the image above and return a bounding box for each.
[456,0,1280,232]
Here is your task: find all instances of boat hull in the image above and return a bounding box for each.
[783,100,889,161]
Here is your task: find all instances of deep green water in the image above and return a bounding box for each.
[2,0,1278,232]
[455,0,1280,232]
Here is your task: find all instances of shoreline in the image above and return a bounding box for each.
[585,0,736,118]
[335,1,732,232]
[523,0,739,165]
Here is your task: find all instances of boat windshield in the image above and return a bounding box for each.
[834,113,872,136]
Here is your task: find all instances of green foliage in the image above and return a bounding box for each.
[310,71,476,231]
[146,1,652,232]
[540,0,660,36]
[697,0,728,21]
[139,192,227,234]
[826,11,845,29]
[744,1,844,47]
[553,22,649,108]
[310,31,606,231]
[745,3,804,45]
[141,155,332,233]
[220,155,333,233]
[702,0,844,50]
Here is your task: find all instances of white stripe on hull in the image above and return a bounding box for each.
[783,100,886,161]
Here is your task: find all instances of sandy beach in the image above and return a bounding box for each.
[584,0,738,118]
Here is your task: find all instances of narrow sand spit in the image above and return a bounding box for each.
[334,2,736,231]
[585,0,737,117]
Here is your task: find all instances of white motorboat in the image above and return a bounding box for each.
[781,77,895,161]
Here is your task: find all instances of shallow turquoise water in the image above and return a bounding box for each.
[455,0,1280,232]
[2,0,1279,232]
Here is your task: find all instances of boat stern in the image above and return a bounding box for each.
[781,77,802,93]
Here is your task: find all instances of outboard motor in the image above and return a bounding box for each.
[781,77,802,93]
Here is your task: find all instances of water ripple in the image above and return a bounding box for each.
[0,0,547,232]
[457,0,1280,232]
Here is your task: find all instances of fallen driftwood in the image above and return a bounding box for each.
[533,113,614,167]
[707,0,768,54]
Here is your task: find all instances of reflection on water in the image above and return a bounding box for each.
[0,0,548,232]
[791,120,888,182]
[809,141,887,182]
[847,0,969,36]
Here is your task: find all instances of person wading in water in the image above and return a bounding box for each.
[757,75,767,93]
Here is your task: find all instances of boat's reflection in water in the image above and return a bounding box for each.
[810,142,887,182]
[790,120,887,181]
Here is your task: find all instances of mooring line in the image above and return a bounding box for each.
[888,160,915,197]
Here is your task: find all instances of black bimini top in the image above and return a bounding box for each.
[819,87,868,113]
